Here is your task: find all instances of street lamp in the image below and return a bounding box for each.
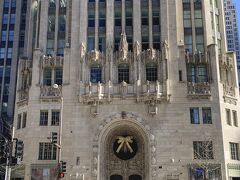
[53,84,63,174]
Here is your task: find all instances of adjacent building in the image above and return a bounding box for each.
[0,0,32,179]
[12,0,240,180]
[224,0,240,83]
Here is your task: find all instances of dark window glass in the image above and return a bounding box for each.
[90,65,102,83]
[118,64,129,83]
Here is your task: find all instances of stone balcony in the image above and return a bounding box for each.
[79,81,168,104]
[187,82,211,99]
[40,85,62,99]
[185,51,208,64]
[41,55,64,68]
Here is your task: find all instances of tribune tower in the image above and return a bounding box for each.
[13,0,240,179]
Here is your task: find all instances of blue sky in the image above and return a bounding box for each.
[233,0,240,31]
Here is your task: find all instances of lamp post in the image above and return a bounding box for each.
[53,84,63,174]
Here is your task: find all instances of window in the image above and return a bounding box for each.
[230,143,239,160]
[197,65,207,82]
[90,65,102,83]
[8,30,14,41]
[48,15,56,32]
[118,64,129,83]
[4,0,10,8]
[190,108,200,124]
[202,108,212,124]
[17,114,22,129]
[40,111,48,126]
[55,68,63,85]
[232,111,238,127]
[226,109,231,125]
[10,14,15,24]
[1,31,7,41]
[43,68,52,86]
[0,48,5,59]
[146,63,158,82]
[193,141,214,160]
[87,37,95,52]
[22,112,27,128]
[3,14,8,25]
[7,48,12,59]
[51,110,60,126]
[38,142,57,160]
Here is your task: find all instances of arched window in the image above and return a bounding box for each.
[118,64,129,83]
[90,64,102,83]
[110,175,123,180]
[146,63,157,81]
[129,175,142,180]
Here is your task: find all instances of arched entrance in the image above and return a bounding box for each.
[98,119,150,180]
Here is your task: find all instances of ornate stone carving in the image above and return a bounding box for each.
[223,84,235,97]
[87,49,103,64]
[119,33,128,61]
[40,85,62,98]
[79,43,86,62]
[92,112,156,180]
[134,41,141,59]
[187,82,211,99]
[42,55,63,68]
[162,40,169,60]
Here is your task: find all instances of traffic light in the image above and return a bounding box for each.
[58,172,64,178]
[60,161,67,172]
[51,132,58,144]
[15,140,24,159]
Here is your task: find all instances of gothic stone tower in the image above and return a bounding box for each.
[13,0,240,180]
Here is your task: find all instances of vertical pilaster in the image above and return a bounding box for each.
[133,0,141,43]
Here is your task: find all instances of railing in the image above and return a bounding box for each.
[187,82,211,96]
[42,56,64,68]
[80,81,164,102]
[40,85,62,98]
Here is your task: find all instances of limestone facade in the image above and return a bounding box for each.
[13,0,240,180]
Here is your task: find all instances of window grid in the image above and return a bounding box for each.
[51,110,60,126]
[193,141,214,160]
[40,111,48,126]
[22,112,27,128]
[118,64,129,83]
[226,109,231,125]
[90,65,102,83]
[230,143,239,160]
[202,108,212,124]
[38,142,57,160]
[190,108,200,124]
[146,64,158,82]
[232,110,238,127]
[17,114,21,129]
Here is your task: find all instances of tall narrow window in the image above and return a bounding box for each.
[152,0,161,50]
[17,114,22,129]
[232,110,238,127]
[230,143,239,160]
[141,0,149,50]
[146,63,158,82]
[202,108,212,124]
[40,110,48,126]
[43,68,52,86]
[190,108,200,124]
[22,112,27,128]
[90,65,102,83]
[187,64,196,83]
[197,65,207,82]
[226,109,231,125]
[51,110,60,126]
[114,0,122,51]
[118,64,129,83]
[55,68,63,85]
[88,1,95,52]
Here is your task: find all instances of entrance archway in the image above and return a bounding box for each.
[98,118,150,180]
